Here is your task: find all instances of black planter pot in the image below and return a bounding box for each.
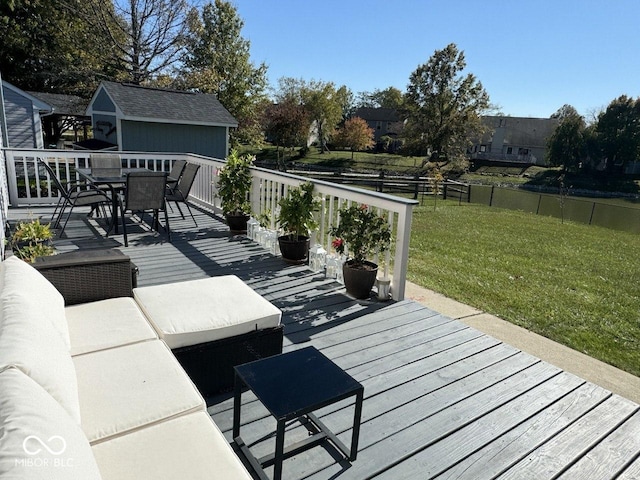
[277,235,310,264]
[225,214,249,234]
[342,260,378,299]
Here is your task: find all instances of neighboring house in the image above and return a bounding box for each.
[469,116,559,166]
[0,80,52,149]
[86,81,238,159]
[354,107,403,142]
[27,91,90,148]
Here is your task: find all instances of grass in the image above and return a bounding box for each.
[408,200,640,377]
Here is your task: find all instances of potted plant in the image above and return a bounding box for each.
[276,182,320,264]
[216,149,254,233]
[9,218,55,263]
[330,204,391,299]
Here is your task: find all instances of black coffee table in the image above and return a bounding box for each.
[233,346,364,480]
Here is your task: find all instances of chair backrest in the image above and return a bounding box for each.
[174,163,200,200]
[168,159,187,180]
[38,160,68,199]
[91,153,122,178]
[125,172,167,211]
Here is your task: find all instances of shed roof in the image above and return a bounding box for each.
[27,91,88,117]
[95,81,238,127]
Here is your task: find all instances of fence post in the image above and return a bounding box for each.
[413,174,419,200]
[489,185,495,206]
[443,182,448,200]
[378,170,384,193]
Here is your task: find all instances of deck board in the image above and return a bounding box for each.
[13,205,640,480]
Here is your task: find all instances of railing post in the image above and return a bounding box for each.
[3,150,19,206]
[392,202,414,301]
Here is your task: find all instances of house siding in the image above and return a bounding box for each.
[92,89,116,112]
[121,120,227,158]
[3,87,41,148]
[92,113,118,144]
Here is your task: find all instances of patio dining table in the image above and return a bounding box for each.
[77,168,151,234]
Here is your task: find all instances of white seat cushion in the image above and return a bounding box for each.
[66,297,157,356]
[73,340,205,443]
[92,411,251,480]
[134,276,282,349]
[0,275,81,423]
[1,255,70,349]
[0,367,102,479]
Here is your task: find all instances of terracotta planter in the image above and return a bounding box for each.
[277,235,310,264]
[342,260,378,299]
[225,214,249,234]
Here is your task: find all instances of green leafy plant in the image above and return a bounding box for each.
[216,149,254,216]
[10,218,54,263]
[277,182,320,241]
[330,204,391,268]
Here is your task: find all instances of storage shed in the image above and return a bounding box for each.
[0,80,52,149]
[86,81,238,158]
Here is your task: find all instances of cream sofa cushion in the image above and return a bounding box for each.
[73,340,205,443]
[66,297,157,356]
[134,276,282,349]
[0,274,81,423]
[0,367,102,479]
[1,255,70,349]
[92,411,251,480]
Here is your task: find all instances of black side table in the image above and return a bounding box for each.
[233,346,364,480]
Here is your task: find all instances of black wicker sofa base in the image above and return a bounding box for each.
[173,325,284,402]
[33,249,284,399]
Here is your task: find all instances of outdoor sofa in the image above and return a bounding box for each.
[0,250,283,479]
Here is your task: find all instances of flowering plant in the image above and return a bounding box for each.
[330,204,391,268]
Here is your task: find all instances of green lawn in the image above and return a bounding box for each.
[408,200,640,376]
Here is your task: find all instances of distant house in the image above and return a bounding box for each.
[353,107,403,142]
[85,81,238,158]
[469,116,559,166]
[0,80,52,148]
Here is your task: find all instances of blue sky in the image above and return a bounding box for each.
[234,0,640,119]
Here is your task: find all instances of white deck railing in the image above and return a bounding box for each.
[3,149,417,300]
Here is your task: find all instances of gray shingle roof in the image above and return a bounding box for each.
[27,91,88,117]
[481,116,558,147]
[100,81,238,127]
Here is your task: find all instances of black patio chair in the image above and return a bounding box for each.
[118,171,170,247]
[166,159,187,189]
[165,163,200,227]
[38,160,112,237]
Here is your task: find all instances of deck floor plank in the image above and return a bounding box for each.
[14,206,639,480]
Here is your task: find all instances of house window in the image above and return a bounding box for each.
[518,148,529,155]
[479,145,487,153]
[499,119,506,127]
[506,147,513,154]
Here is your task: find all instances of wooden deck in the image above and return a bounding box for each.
[13,205,640,479]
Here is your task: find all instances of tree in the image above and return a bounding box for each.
[547,111,587,172]
[77,0,190,85]
[0,0,115,96]
[402,43,490,167]
[299,80,350,153]
[263,97,310,169]
[356,87,404,110]
[551,104,580,122]
[334,117,375,160]
[596,95,640,172]
[182,0,268,145]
